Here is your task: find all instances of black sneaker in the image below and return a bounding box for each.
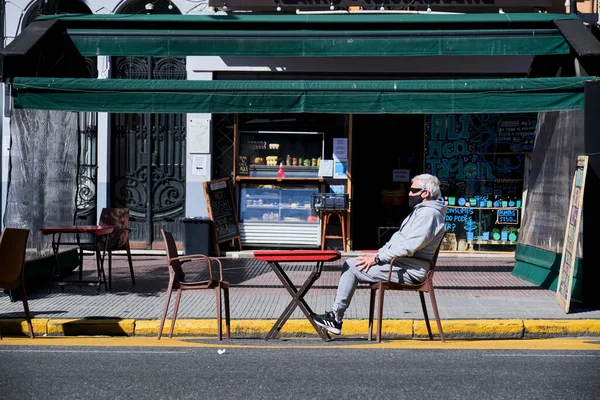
[313,311,342,335]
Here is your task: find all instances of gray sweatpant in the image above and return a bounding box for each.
[331,257,416,321]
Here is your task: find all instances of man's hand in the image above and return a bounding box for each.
[355,255,377,272]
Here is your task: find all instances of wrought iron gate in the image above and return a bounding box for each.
[110,56,187,248]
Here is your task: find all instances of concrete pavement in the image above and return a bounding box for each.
[2,251,600,340]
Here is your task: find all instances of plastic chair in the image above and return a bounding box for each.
[158,229,230,340]
[0,228,33,339]
[79,208,135,290]
[368,233,446,343]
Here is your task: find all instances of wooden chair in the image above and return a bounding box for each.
[0,228,33,339]
[79,208,134,290]
[158,229,230,340]
[368,234,446,343]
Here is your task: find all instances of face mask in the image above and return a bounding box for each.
[408,194,424,209]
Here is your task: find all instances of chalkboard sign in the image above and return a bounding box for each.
[496,209,519,225]
[556,156,588,313]
[203,178,241,256]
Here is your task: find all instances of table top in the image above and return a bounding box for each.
[39,225,115,236]
[254,249,341,262]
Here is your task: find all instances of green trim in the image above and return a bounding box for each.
[68,28,569,57]
[513,244,582,300]
[11,77,591,114]
[38,13,580,25]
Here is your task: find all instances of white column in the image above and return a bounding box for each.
[185,67,213,218]
[96,56,110,221]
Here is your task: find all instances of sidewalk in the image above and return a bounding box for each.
[2,252,600,339]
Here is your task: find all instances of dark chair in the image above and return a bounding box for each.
[0,228,33,339]
[368,233,446,343]
[158,229,230,340]
[79,208,134,290]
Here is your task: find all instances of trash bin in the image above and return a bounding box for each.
[181,217,213,256]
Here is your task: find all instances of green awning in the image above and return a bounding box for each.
[11,77,591,114]
[68,28,569,57]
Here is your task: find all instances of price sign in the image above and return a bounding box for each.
[496,209,519,224]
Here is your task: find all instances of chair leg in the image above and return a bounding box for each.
[108,251,112,290]
[377,287,386,343]
[428,288,445,342]
[96,250,107,292]
[419,292,433,340]
[368,286,376,341]
[78,246,84,282]
[216,286,223,341]
[126,243,135,286]
[20,286,34,339]
[157,277,175,340]
[223,285,231,340]
[169,289,183,338]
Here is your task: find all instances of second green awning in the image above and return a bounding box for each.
[11,77,591,114]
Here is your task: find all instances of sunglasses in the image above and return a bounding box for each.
[409,187,425,194]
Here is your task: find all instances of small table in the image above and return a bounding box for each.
[39,225,115,293]
[254,249,341,341]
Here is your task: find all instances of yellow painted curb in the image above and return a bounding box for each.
[134,319,413,338]
[415,319,524,339]
[0,318,48,337]
[361,320,413,339]
[135,319,224,337]
[4,318,600,339]
[47,319,135,336]
[524,320,600,337]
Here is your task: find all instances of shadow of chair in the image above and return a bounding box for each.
[368,234,446,343]
[0,228,33,339]
[79,208,134,290]
[158,229,230,340]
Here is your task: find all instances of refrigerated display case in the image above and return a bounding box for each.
[239,183,321,247]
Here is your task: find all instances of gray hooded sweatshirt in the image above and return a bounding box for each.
[376,198,447,282]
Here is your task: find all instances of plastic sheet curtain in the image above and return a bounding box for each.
[519,110,584,256]
[4,109,79,257]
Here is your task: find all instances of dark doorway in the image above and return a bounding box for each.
[110,57,187,249]
[351,114,425,250]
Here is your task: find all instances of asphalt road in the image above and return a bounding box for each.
[1,340,599,399]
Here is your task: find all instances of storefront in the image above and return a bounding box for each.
[2,12,600,301]
[221,110,538,251]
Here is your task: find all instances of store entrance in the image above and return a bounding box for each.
[351,114,425,250]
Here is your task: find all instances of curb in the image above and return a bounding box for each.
[3,318,600,339]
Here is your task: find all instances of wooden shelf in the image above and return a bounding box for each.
[236,176,325,182]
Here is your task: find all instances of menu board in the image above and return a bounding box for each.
[556,156,588,313]
[203,178,241,255]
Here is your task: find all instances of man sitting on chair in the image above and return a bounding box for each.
[312,173,447,335]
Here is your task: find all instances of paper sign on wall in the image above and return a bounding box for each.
[333,138,348,160]
[318,159,334,177]
[334,160,348,179]
[191,154,208,176]
[188,118,210,153]
[393,169,411,182]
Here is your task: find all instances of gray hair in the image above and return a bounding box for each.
[412,173,442,199]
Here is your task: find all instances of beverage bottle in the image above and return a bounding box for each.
[277,163,285,179]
